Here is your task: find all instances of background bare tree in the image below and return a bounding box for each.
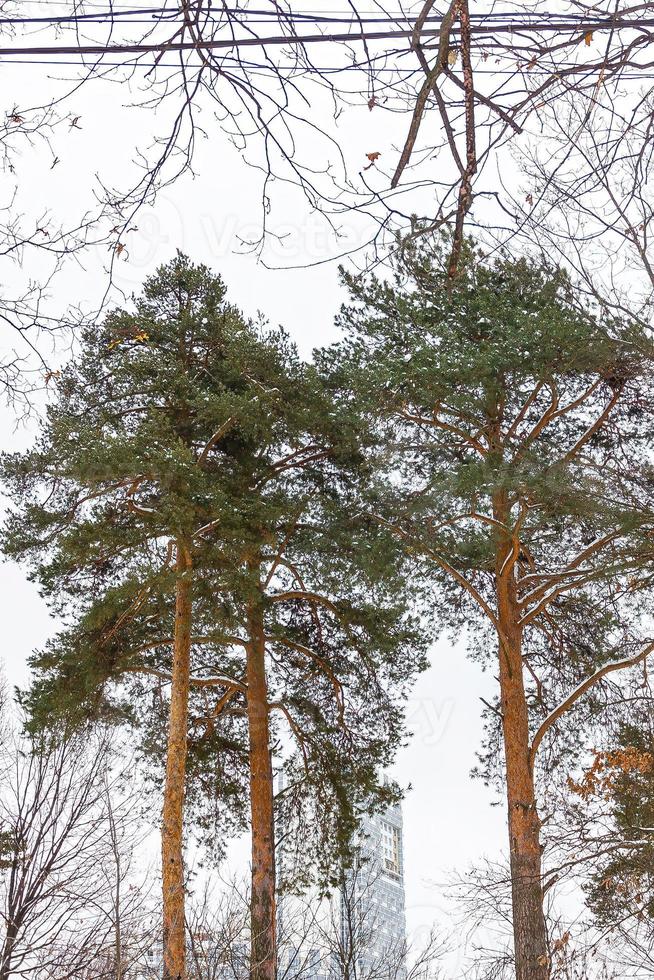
[275,859,444,980]
[2,2,654,295]
[0,730,154,980]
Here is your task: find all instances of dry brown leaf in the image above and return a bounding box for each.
[363,150,382,171]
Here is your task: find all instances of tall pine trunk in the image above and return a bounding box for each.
[246,587,277,980]
[161,541,193,980]
[494,493,549,980]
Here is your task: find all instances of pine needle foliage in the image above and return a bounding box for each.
[1,254,427,880]
[322,234,654,980]
[326,236,654,764]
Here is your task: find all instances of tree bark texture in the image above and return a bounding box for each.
[246,591,277,980]
[161,541,193,980]
[494,492,550,980]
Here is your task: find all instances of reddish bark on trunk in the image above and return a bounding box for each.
[494,494,550,980]
[246,592,277,980]
[161,542,193,980]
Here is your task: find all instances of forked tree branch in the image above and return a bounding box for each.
[530,640,654,764]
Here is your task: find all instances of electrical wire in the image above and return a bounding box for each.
[0,4,650,27]
[0,16,652,59]
[1,59,652,78]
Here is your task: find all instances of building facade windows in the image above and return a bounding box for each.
[381,819,401,877]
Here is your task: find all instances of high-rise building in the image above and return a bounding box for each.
[342,801,407,977]
[277,795,407,979]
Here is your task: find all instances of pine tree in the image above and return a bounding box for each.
[2,255,426,980]
[326,236,654,980]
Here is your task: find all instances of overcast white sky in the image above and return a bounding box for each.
[0,5,516,954]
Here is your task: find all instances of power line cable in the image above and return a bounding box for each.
[2,58,652,78]
[0,17,652,57]
[0,7,631,22]
[1,4,649,25]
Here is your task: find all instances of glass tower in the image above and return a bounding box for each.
[277,796,407,979]
[340,801,407,978]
